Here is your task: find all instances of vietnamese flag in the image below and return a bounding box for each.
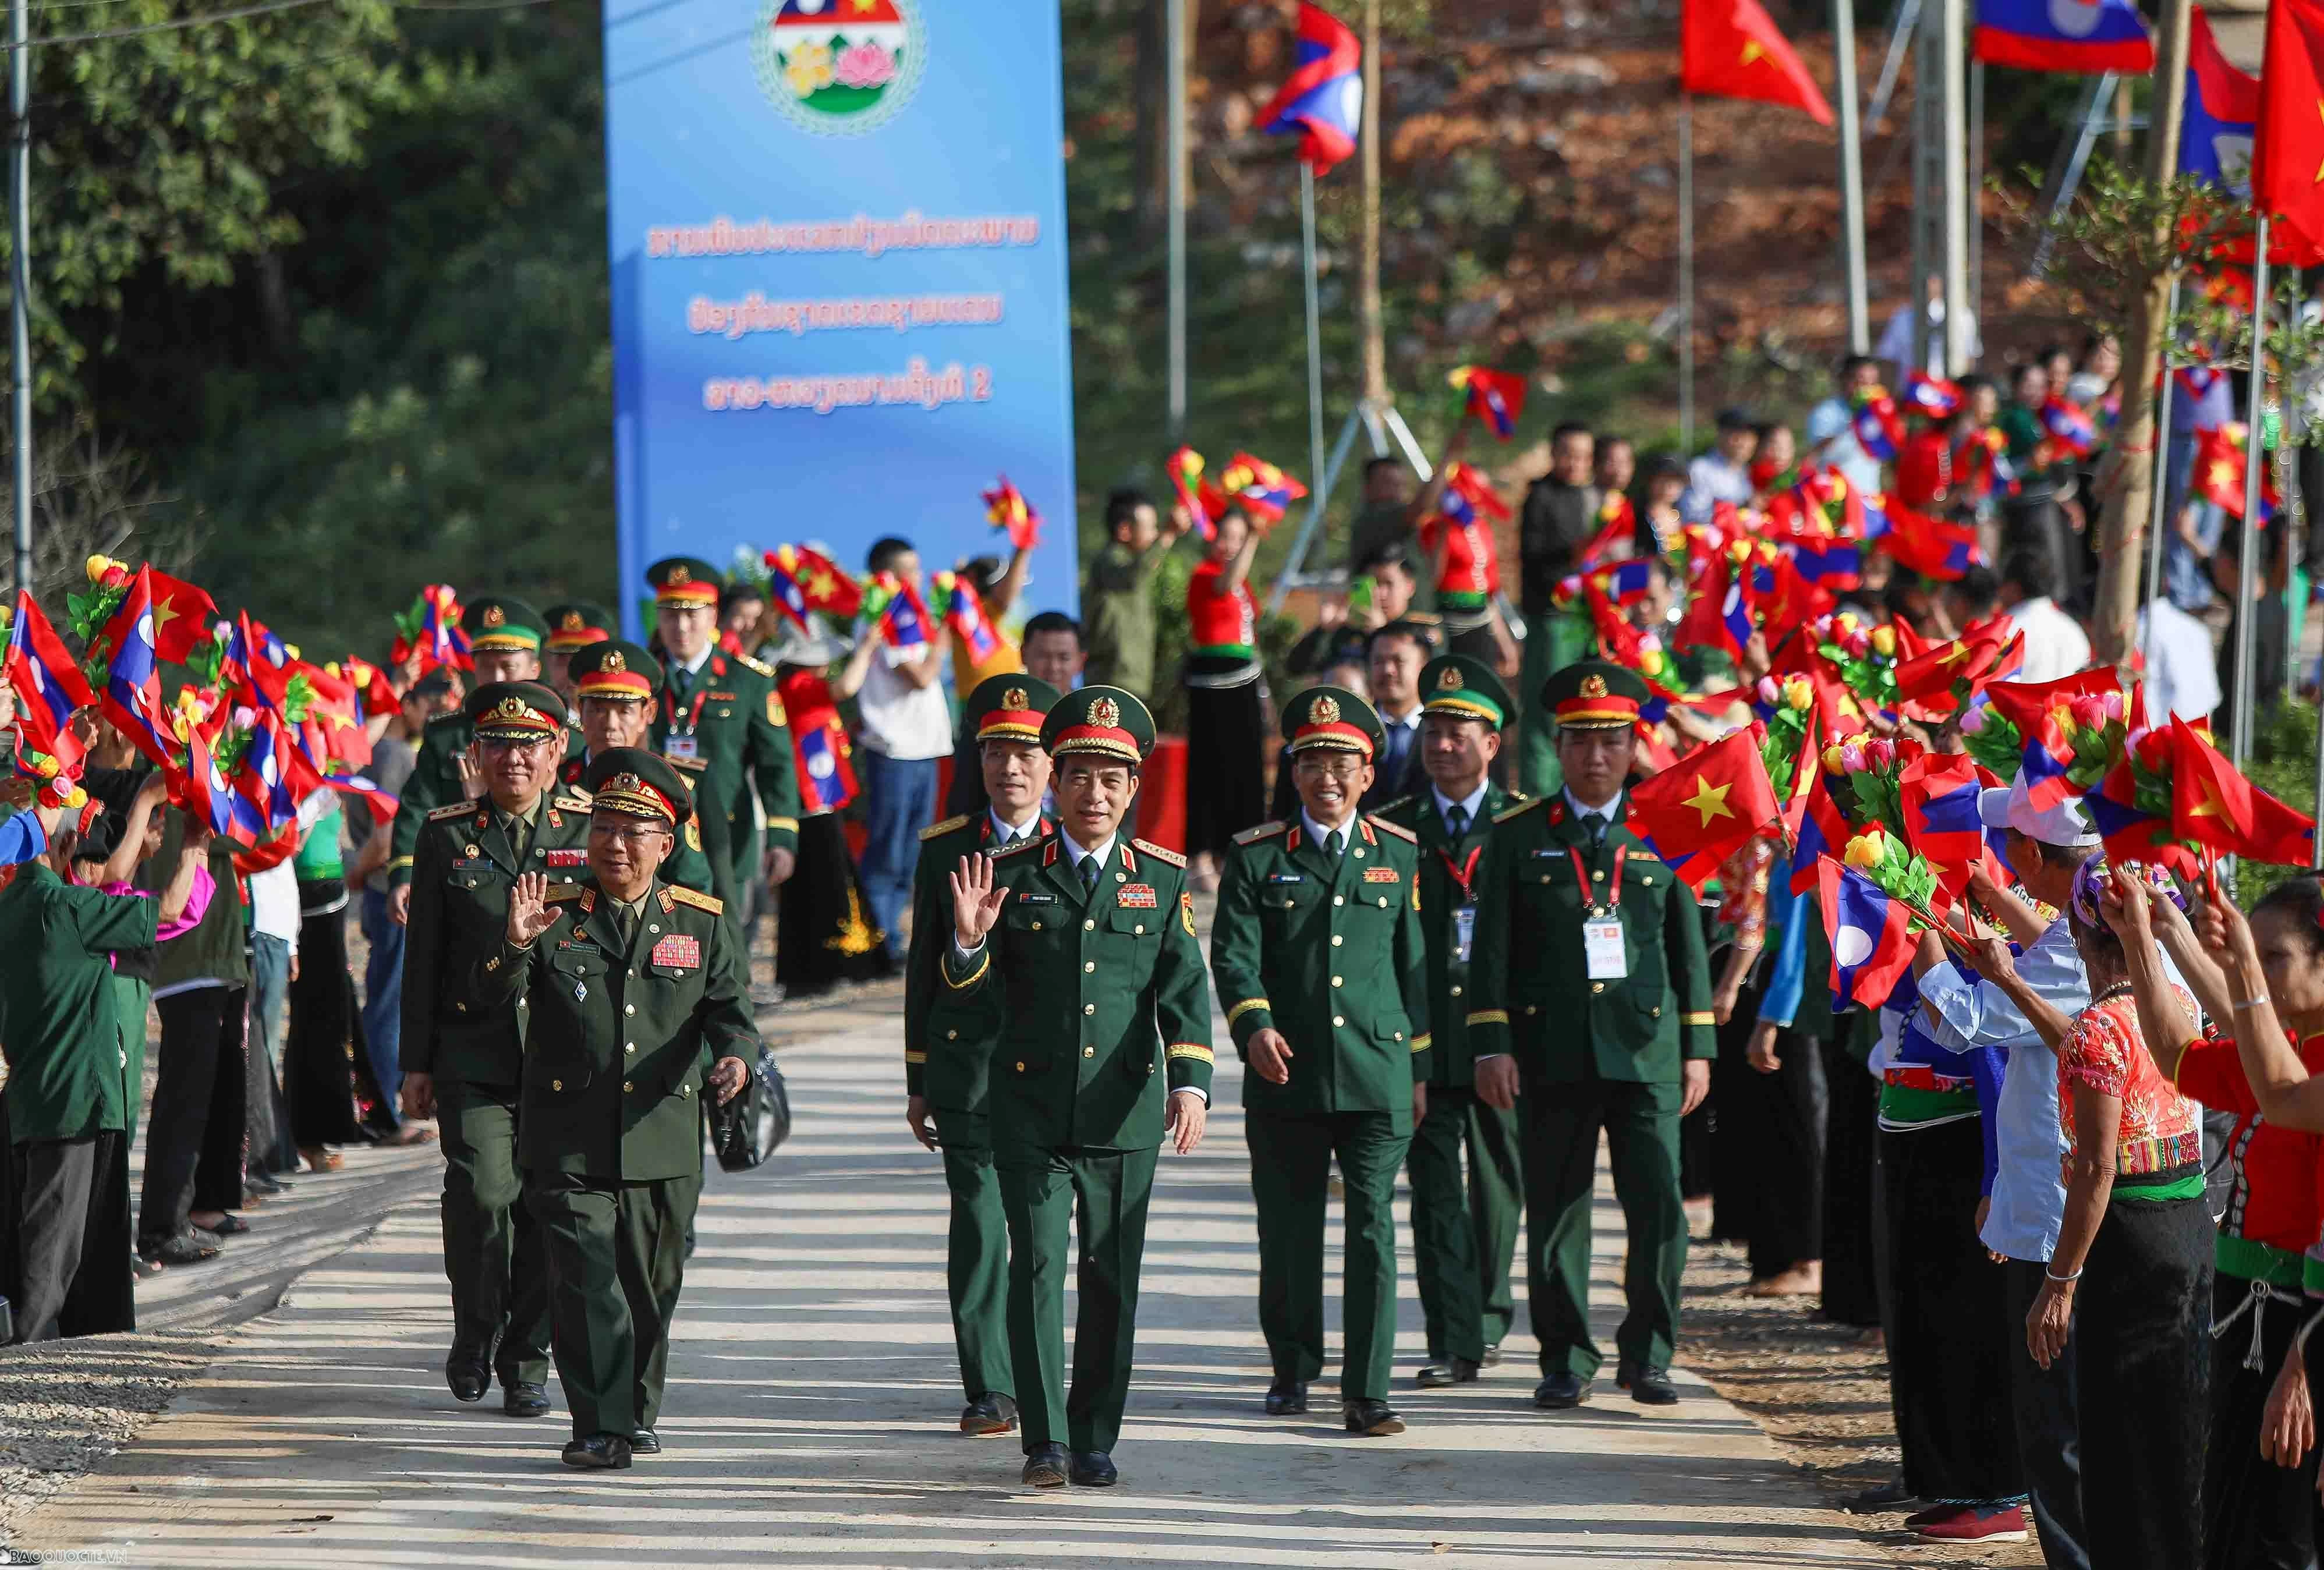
[1625,728,1783,889]
[1894,625,2014,704]
[143,570,217,667]
[2253,0,2324,258]
[1681,0,1836,125]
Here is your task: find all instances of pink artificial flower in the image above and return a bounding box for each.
[2100,690,2125,721]
[1960,706,1988,735]
[834,40,895,88]
[1757,676,1781,705]
[1839,743,1866,773]
[1867,737,1896,768]
[2068,694,2108,731]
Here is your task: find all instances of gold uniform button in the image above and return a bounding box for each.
[625,1043,636,1054]
[1116,871,1126,883]
[551,1079,563,1091]
[534,848,545,859]
[623,1080,634,1093]
[1333,895,1344,907]
[1354,848,1365,860]
[1394,1031,1404,1041]
[1015,1060,1026,1072]
[1135,924,1145,935]
[1032,921,1043,931]
[1083,1004,1096,1015]
[1652,1005,1663,1018]
[466,844,480,857]
[1084,919,1095,931]
[1331,976,1343,988]
[1332,1015,1345,1027]
[1524,1005,1539,1016]
[1593,870,1606,882]
[1083,1047,1094,1059]
[1377,896,1389,908]
[1330,935,1342,947]
[649,924,660,934]
[625,1004,636,1015]
[455,1001,467,1013]
[1591,982,1604,994]
[1450,984,1463,997]
[947,1029,958,1041]
[1084,961,1096,973]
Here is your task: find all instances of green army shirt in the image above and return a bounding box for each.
[1081,540,1172,700]
[904,808,1048,1114]
[1377,783,1522,1087]
[650,648,801,870]
[0,863,158,1143]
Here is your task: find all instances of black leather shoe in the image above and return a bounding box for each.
[1263,1380,1308,1416]
[1620,1363,1680,1405]
[629,1429,660,1455]
[1068,1449,1117,1487]
[1021,1442,1069,1488]
[1481,1342,1502,1367]
[1415,1357,1481,1388]
[445,1341,491,1404]
[959,1392,1019,1436]
[561,1433,632,1469]
[502,1381,550,1418]
[1344,1398,1406,1436]
[1533,1372,1591,1409]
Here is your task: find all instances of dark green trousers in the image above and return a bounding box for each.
[937,1111,1013,1403]
[997,1142,1157,1454]
[437,1077,550,1385]
[526,1168,701,1440]
[1406,1085,1523,1363]
[1246,1108,1409,1402]
[1518,1072,1685,1377]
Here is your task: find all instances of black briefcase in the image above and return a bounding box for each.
[710,1046,793,1172]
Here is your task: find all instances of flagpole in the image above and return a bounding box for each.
[1299,160,1327,556]
[2141,272,2180,681]
[1165,0,1188,442]
[1834,0,1869,353]
[1679,92,1695,452]
[2231,213,2269,779]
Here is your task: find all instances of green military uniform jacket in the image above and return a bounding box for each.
[940,832,1214,1153]
[1210,814,1431,1133]
[1377,785,1522,1088]
[473,877,758,1181]
[1464,792,1716,1082]
[0,863,158,1143]
[389,714,586,887]
[904,810,1048,1115]
[649,650,801,871]
[401,791,594,1087]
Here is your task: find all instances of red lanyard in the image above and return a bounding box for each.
[1568,844,1625,914]
[1437,844,1483,905]
[662,684,710,738]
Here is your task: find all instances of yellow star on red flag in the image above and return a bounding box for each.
[1683,774,1735,827]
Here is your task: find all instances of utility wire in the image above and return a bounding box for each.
[3,0,568,48]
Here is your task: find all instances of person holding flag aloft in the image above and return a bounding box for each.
[1464,660,1720,1410]
[1182,505,1267,892]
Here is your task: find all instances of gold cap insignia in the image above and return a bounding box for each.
[559,611,584,631]
[495,696,528,720]
[605,650,626,674]
[1090,695,1121,729]
[1579,674,1608,699]
[1003,686,1028,711]
[1313,694,1342,725]
[481,605,506,629]
[668,565,692,585]
[608,772,646,795]
[1439,667,1465,690]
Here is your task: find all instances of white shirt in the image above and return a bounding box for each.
[1432,781,1489,830]
[986,807,1041,850]
[856,640,953,761]
[674,646,713,678]
[1876,299,1982,382]
[246,859,301,950]
[1679,452,1753,524]
[1805,395,1883,499]
[1477,788,1623,1066]
[1299,810,1359,852]
[2136,597,2221,723]
[2007,597,2093,685]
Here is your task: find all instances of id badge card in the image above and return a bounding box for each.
[1583,919,1628,980]
[1453,905,1476,967]
[663,735,701,763]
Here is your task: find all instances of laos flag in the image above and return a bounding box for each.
[1818,858,1918,1009]
[1972,0,2154,72]
[6,590,93,765]
[1258,2,1362,176]
[98,568,179,770]
[2180,6,2258,194]
[1852,394,1904,462]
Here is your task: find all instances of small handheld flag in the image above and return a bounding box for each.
[1852,392,1905,462]
[2180,6,2259,194]
[982,476,1040,551]
[768,544,864,619]
[1220,452,1308,527]
[1625,728,1783,890]
[934,572,1000,665]
[1257,2,1363,176]
[1902,373,1962,419]
[1818,857,1918,1009]
[1448,366,1528,440]
[5,591,94,768]
[1971,0,2155,73]
[1167,446,1228,541]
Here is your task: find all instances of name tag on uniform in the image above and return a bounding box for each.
[1531,848,1563,859]
[663,736,700,763]
[1118,883,1157,909]
[545,849,586,867]
[1454,906,1476,966]
[651,934,702,970]
[1016,891,1057,905]
[1584,920,1628,980]
[1265,873,1304,884]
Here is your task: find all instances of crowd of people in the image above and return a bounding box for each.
[5,314,2324,1553]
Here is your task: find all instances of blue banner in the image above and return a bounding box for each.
[603,0,1079,633]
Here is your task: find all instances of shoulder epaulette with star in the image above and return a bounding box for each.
[1233,821,1288,845]
[668,885,724,915]
[1493,796,1550,825]
[423,711,467,732]
[1131,838,1187,868]
[1366,814,1417,844]
[993,835,1045,859]
[551,795,592,813]
[920,813,971,842]
[733,651,777,679]
[544,884,587,903]
[1374,795,1416,816]
[428,801,479,822]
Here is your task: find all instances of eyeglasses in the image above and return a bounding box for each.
[589,820,671,845]
[479,735,558,754]
[1294,753,1368,779]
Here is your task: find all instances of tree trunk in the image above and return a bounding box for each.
[2090,0,2192,668]
[1359,0,1386,406]
[1132,0,1170,244]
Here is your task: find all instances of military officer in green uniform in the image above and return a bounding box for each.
[387,594,552,923]
[482,747,758,1470]
[399,681,593,1417]
[557,639,715,898]
[939,687,1214,1490]
[1377,653,1527,1388]
[1465,660,1716,1410]
[642,557,799,938]
[542,602,615,717]
[905,674,1061,1439]
[1210,686,1430,1437]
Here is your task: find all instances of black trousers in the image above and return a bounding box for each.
[11,1132,133,1342]
[2077,1190,2212,1570]
[2210,1274,2322,1570]
[1712,1008,1826,1275]
[2003,1259,2091,1570]
[140,987,249,1251]
[1880,1121,2022,1502]
[285,894,360,1147]
[1818,1034,1882,1327]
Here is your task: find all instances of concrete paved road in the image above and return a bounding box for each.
[17,987,1884,1568]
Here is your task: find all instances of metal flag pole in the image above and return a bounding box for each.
[1298,160,1327,564]
[9,0,28,598]
[1834,0,1869,353]
[2141,272,2181,679]
[1678,92,1694,451]
[1165,0,1187,441]
[2231,214,2270,777]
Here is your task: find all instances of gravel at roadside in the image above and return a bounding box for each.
[0,1332,221,1548]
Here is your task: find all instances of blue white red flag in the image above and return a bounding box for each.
[2180,7,2258,193]
[97,568,179,770]
[1852,394,1904,462]
[1600,558,1657,606]
[1448,366,1527,439]
[2040,396,2099,458]
[761,559,815,634]
[938,574,1000,664]
[1972,0,2154,72]
[874,576,934,650]
[6,591,93,767]
[1258,2,1362,176]
[1817,857,1918,1008]
[795,715,856,814]
[324,771,399,826]
[1902,373,1962,419]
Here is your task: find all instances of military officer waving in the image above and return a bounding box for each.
[481,747,759,1470]
[1210,686,1430,1437]
[400,680,593,1417]
[644,557,800,933]
[939,686,1213,1491]
[1465,660,1715,1411]
[387,594,552,922]
[1379,653,1526,1389]
[905,674,1061,1440]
